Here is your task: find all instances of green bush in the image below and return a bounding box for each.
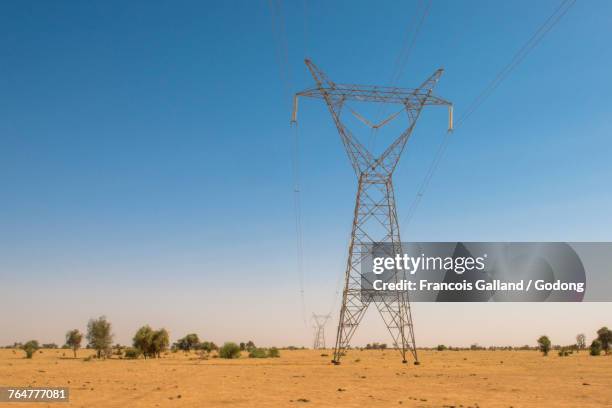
[174,333,199,352]
[596,327,611,354]
[590,339,602,356]
[248,348,268,358]
[219,342,241,359]
[268,347,280,358]
[537,335,551,356]
[23,340,39,359]
[558,347,570,357]
[124,348,141,359]
[436,344,447,351]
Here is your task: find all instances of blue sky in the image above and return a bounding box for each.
[1,0,611,346]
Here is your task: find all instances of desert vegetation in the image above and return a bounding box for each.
[22,340,39,359]
[132,326,170,359]
[537,335,551,356]
[9,317,611,370]
[86,316,113,359]
[65,329,83,358]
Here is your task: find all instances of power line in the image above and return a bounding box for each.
[267,0,308,327]
[390,0,432,86]
[400,0,576,229]
[456,0,576,128]
[370,0,432,152]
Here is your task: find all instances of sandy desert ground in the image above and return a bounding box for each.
[1,348,611,407]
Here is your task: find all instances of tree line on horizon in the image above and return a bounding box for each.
[9,316,611,360]
[536,327,611,356]
[10,316,280,360]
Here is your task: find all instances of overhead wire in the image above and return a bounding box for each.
[267,0,309,327]
[400,0,577,229]
[369,0,432,152]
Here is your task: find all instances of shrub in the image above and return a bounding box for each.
[124,348,140,359]
[42,343,58,349]
[22,340,39,359]
[248,348,268,358]
[365,343,387,350]
[219,342,241,359]
[268,347,280,358]
[436,344,447,351]
[197,341,218,352]
[596,327,611,354]
[590,339,602,356]
[174,334,200,352]
[537,335,551,356]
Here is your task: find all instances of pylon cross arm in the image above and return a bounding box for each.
[296,84,451,107]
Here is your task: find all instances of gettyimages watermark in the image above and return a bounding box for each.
[360,242,612,302]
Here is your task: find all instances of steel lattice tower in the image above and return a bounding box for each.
[312,313,331,349]
[292,59,452,365]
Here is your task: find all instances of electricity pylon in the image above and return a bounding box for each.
[312,313,331,349]
[292,59,452,365]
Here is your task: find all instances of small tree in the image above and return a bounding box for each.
[198,341,218,353]
[436,344,447,351]
[596,327,611,354]
[219,342,241,359]
[590,339,602,356]
[175,333,200,351]
[245,340,256,351]
[576,333,586,352]
[22,340,39,359]
[537,335,551,356]
[65,329,83,358]
[268,347,280,358]
[86,316,113,359]
[151,329,169,358]
[133,325,155,359]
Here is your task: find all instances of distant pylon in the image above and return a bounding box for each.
[293,59,452,365]
[312,313,331,349]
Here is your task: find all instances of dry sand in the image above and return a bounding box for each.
[1,348,611,407]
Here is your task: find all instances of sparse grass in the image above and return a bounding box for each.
[1,349,612,407]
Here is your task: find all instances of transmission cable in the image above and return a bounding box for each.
[400,0,576,229]
[268,0,309,327]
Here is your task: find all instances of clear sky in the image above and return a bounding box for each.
[1,0,611,348]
